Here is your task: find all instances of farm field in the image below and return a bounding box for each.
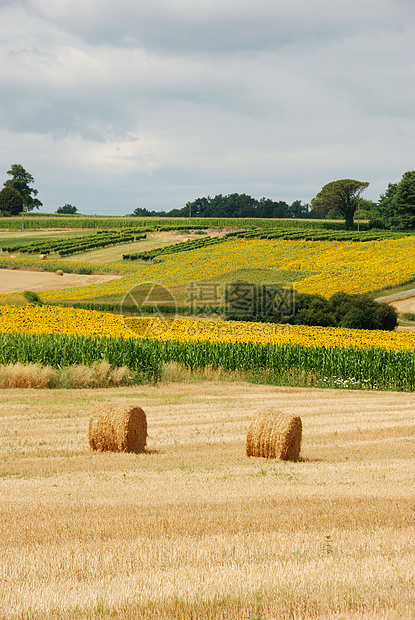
[0,228,96,248]
[2,304,415,352]
[1,234,415,304]
[1,221,415,619]
[1,382,414,619]
[58,229,227,263]
[1,225,415,391]
[390,295,415,315]
[2,305,415,389]
[0,229,222,263]
[0,269,122,295]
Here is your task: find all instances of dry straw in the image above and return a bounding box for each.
[89,401,147,453]
[246,409,302,460]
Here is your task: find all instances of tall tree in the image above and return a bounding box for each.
[3,164,42,211]
[0,186,24,215]
[310,179,369,229]
[378,171,415,230]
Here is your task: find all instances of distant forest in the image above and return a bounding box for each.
[130,194,314,219]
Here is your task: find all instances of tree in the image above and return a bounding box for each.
[356,198,377,219]
[329,293,397,331]
[288,200,310,219]
[56,204,78,214]
[293,293,336,327]
[377,171,415,230]
[3,164,42,211]
[0,186,24,215]
[226,286,397,331]
[132,207,157,217]
[310,179,369,229]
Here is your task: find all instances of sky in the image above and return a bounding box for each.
[0,0,414,216]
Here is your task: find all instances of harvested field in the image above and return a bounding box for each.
[0,268,122,294]
[390,295,415,315]
[1,382,415,619]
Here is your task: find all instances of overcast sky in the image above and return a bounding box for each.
[0,0,414,215]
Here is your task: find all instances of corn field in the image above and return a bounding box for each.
[0,215,341,230]
[0,332,414,390]
[0,333,162,383]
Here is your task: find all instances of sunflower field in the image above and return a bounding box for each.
[1,305,414,390]
[1,236,414,303]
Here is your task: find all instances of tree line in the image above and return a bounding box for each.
[131,196,312,219]
[131,172,415,231]
[1,164,415,231]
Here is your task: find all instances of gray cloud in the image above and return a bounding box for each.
[0,0,414,214]
[26,0,412,53]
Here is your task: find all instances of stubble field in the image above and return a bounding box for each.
[1,381,415,620]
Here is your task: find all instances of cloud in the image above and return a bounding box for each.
[0,0,414,214]
[26,0,412,53]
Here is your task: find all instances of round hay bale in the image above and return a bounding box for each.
[246,409,302,461]
[55,270,64,276]
[39,254,47,260]
[89,401,147,453]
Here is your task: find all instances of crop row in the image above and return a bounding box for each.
[160,339,415,390]
[1,224,213,257]
[233,228,410,242]
[47,301,205,315]
[0,332,414,390]
[3,232,147,256]
[8,226,392,262]
[122,234,235,261]
[123,228,412,262]
[0,216,347,230]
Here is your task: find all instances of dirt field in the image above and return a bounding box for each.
[388,295,415,331]
[1,381,414,619]
[390,295,415,315]
[0,268,122,294]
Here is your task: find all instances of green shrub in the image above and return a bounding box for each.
[226,284,398,331]
[22,291,43,305]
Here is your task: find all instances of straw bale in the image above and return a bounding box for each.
[89,401,147,453]
[39,254,47,260]
[55,270,64,276]
[246,409,302,460]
